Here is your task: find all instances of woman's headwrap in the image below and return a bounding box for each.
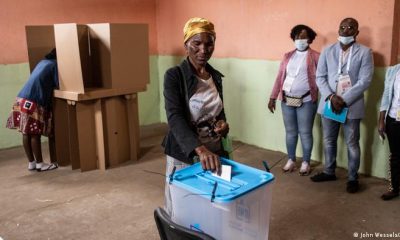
[183,17,216,43]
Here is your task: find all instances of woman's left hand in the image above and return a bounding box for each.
[214,120,229,137]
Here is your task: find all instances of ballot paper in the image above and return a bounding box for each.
[212,164,232,182]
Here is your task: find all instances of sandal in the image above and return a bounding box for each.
[37,163,58,172]
[299,161,311,176]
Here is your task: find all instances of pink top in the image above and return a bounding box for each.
[270,48,320,102]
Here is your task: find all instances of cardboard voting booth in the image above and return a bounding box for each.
[25,23,149,171]
[169,158,274,240]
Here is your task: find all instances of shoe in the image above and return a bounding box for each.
[282,159,296,172]
[28,161,36,171]
[310,172,337,182]
[381,191,399,201]
[36,163,58,172]
[299,161,311,176]
[346,180,359,193]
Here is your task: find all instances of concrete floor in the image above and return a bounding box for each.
[0,124,399,240]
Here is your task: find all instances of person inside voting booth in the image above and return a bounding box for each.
[161,17,229,214]
[6,49,59,172]
[268,24,320,176]
[310,18,374,193]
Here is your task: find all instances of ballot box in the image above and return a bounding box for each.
[169,158,274,240]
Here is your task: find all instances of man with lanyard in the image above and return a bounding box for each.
[310,18,374,193]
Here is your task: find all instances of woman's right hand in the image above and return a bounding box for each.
[195,145,221,174]
[268,99,276,113]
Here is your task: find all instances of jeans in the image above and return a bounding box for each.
[164,155,191,216]
[281,101,317,162]
[321,117,361,181]
[386,116,400,192]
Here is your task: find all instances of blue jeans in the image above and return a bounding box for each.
[321,117,361,181]
[281,101,317,162]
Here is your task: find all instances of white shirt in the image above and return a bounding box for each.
[189,76,223,152]
[388,70,400,119]
[285,50,311,102]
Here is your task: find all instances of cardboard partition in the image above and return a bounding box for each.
[88,23,150,91]
[25,25,55,73]
[103,96,131,167]
[54,23,89,93]
[76,100,104,171]
[88,24,111,89]
[52,95,140,171]
[126,93,140,161]
[54,23,149,94]
[53,98,71,166]
[110,24,149,91]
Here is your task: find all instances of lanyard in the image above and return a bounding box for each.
[337,45,353,75]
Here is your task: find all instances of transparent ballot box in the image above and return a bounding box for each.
[169,158,274,240]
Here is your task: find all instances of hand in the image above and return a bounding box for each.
[195,145,221,174]
[214,120,229,137]
[268,99,276,113]
[378,119,386,140]
[331,95,345,114]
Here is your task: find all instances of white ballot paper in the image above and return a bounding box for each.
[212,164,232,182]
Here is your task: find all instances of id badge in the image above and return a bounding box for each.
[283,75,295,92]
[336,74,352,97]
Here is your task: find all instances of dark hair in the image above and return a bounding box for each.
[45,48,57,60]
[341,17,359,29]
[290,25,317,43]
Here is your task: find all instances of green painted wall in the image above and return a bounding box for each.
[0,56,161,149]
[0,63,30,148]
[157,56,389,179]
[138,56,161,125]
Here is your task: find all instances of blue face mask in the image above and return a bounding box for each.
[338,36,355,45]
[294,39,309,51]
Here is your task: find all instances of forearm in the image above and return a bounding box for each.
[378,111,386,124]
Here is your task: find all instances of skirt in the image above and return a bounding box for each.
[6,97,52,136]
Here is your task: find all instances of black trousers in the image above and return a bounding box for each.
[386,116,400,193]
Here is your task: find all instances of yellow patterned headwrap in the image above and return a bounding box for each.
[183,17,216,43]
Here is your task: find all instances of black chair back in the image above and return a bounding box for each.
[154,207,216,240]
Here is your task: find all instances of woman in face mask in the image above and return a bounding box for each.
[268,25,320,175]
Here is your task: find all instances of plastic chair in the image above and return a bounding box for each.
[154,207,216,240]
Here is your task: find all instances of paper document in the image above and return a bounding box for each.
[212,164,232,182]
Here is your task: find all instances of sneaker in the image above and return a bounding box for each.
[282,159,296,172]
[28,161,36,171]
[381,191,399,201]
[310,172,337,182]
[299,161,311,176]
[346,180,359,193]
[36,162,58,172]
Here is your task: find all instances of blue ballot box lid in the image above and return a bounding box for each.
[171,158,274,203]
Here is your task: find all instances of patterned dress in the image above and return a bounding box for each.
[6,59,58,136]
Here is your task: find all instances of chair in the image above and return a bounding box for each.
[154,207,216,240]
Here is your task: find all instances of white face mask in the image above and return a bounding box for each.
[294,39,309,51]
[338,36,355,45]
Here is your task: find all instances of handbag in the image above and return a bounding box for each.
[284,91,310,107]
[285,95,303,107]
